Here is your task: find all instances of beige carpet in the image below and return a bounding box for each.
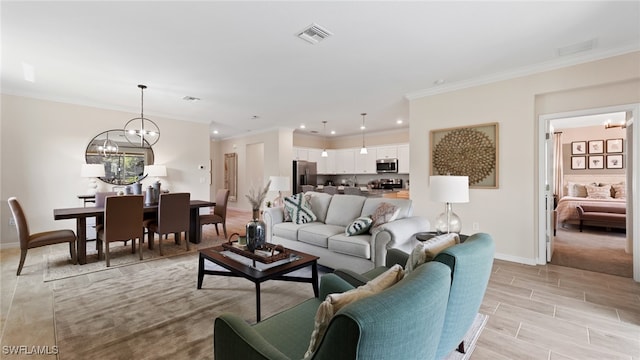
[551,226,632,278]
[52,254,487,360]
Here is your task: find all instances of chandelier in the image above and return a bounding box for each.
[99,131,118,157]
[124,84,160,147]
[321,121,328,157]
[360,113,368,155]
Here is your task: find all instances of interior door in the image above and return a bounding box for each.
[545,126,555,262]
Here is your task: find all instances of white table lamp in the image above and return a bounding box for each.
[144,164,167,183]
[269,176,289,207]
[430,175,469,234]
[81,164,105,195]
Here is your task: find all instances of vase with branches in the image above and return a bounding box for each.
[244,180,271,251]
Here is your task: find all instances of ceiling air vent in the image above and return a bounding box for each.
[297,23,332,44]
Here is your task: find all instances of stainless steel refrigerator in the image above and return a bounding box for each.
[292,160,317,193]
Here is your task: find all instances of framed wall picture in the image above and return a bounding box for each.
[588,140,604,154]
[571,156,587,170]
[571,141,586,155]
[588,155,604,169]
[606,138,623,153]
[430,122,498,188]
[571,156,586,170]
[606,154,623,169]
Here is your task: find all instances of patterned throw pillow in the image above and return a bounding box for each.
[612,183,626,199]
[304,264,404,357]
[345,216,373,236]
[370,202,400,229]
[585,184,613,199]
[405,233,460,274]
[284,193,317,224]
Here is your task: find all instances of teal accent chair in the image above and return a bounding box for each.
[335,232,495,358]
[214,261,452,360]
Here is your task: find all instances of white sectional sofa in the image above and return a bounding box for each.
[263,192,429,273]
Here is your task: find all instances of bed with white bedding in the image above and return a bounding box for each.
[556,174,626,226]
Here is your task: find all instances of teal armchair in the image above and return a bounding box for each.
[334,232,495,358]
[214,261,452,360]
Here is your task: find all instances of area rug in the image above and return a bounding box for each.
[52,256,488,360]
[44,232,226,282]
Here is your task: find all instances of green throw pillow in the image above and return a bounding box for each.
[284,193,317,224]
[345,216,373,236]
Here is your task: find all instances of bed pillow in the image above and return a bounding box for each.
[585,184,613,199]
[567,182,588,197]
[611,183,626,199]
[305,265,404,357]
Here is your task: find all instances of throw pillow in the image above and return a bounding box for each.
[305,265,404,357]
[567,182,588,197]
[370,202,400,230]
[405,233,460,274]
[345,216,373,236]
[284,193,317,224]
[586,184,613,199]
[612,183,626,199]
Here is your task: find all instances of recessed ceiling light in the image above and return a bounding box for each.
[360,125,366,130]
[300,124,306,129]
[330,130,336,135]
[396,119,403,125]
[213,130,219,134]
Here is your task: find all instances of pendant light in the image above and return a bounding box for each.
[99,131,118,157]
[124,84,160,147]
[321,121,328,157]
[360,113,368,155]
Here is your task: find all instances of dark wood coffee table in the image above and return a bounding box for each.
[197,245,319,322]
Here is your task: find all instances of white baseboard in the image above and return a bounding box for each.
[494,252,538,266]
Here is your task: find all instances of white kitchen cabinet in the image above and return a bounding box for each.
[397,144,410,174]
[308,149,334,174]
[376,146,398,159]
[354,149,377,174]
[293,147,308,161]
[334,149,355,174]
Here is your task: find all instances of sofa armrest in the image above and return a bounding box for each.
[385,248,410,268]
[331,269,369,288]
[371,216,429,267]
[214,314,291,360]
[319,273,356,299]
[263,207,285,243]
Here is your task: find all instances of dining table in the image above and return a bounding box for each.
[53,199,215,264]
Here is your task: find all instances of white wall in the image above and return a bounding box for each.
[1,94,211,247]
[409,51,640,264]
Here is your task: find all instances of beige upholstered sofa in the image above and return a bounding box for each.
[263,192,429,273]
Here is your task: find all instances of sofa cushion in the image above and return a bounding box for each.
[272,222,317,241]
[345,216,373,236]
[284,193,318,224]
[324,195,367,227]
[305,264,404,357]
[305,192,333,223]
[405,233,460,273]
[298,224,344,248]
[328,233,371,259]
[362,197,412,220]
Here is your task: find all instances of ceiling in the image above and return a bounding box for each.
[2,1,639,140]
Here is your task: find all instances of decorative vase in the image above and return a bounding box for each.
[246,209,266,252]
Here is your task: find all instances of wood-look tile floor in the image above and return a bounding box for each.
[1,208,639,359]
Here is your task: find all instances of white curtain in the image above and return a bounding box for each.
[553,132,564,199]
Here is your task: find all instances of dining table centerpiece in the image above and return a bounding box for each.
[244,179,271,252]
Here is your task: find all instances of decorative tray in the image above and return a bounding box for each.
[223,234,289,264]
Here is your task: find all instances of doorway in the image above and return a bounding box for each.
[538,104,640,281]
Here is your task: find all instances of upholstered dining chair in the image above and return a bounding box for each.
[200,189,230,240]
[300,185,315,193]
[8,197,77,276]
[93,191,118,246]
[97,195,144,267]
[146,192,191,256]
[322,185,337,195]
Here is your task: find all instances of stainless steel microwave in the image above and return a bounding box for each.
[376,158,398,173]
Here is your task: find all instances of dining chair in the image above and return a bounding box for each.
[200,189,230,240]
[8,197,77,276]
[146,192,191,256]
[93,191,118,245]
[97,195,144,267]
[301,185,315,193]
[323,185,337,195]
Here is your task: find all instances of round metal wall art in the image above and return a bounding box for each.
[433,128,496,185]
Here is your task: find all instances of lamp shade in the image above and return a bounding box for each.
[144,165,167,177]
[80,164,105,178]
[430,176,469,203]
[269,176,289,192]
